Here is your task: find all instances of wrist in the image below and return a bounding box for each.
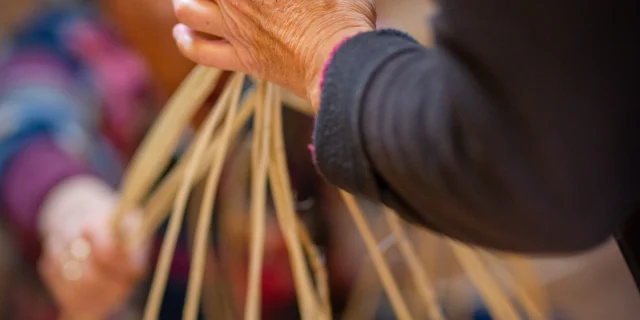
[306,26,372,111]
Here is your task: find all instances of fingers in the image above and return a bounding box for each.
[85,232,146,283]
[173,24,243,71]
[39,234,143,318]
[39,255,99,314]
[173,0,225,37]
[40,254,134,317]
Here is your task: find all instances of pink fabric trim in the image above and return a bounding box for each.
[318,36,353,94]
[312,35,357,165]
[308,144,317,168]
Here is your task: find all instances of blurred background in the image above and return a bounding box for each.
[0,0,638,319]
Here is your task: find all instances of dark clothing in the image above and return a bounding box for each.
[314,0,638,254]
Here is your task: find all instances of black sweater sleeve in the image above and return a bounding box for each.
[313,0,639,254]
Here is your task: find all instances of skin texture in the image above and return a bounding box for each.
[170,0,376,107]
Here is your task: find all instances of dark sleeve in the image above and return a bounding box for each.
[313,0,639,253]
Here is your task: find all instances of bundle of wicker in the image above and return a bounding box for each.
[112,66,550,320]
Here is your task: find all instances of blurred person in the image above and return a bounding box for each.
[0,2,160,318]
[0,1,354,319]
[0,0,236,317]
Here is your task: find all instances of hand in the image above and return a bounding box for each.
[171,0,375,107]
[38,176,149,319]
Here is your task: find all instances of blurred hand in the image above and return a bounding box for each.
[38,176,149,319]
[171,0,375,106]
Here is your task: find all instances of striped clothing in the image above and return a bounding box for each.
[0,6,154,254]
[0,5,301,319]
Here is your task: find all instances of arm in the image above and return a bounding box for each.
[167,0,637,253]
[314,0,638,253]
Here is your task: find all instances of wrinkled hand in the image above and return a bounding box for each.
[171,0,375,106]
[38,176,149,319]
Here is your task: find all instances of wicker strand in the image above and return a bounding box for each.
[479,252,549,320]
[385,210,444,320]
[281,89,314,116]
[244,81,272,320]
[269,85,321,319]
[184,182,231,320]
[506,256,549,320]
[339,192,412,320]
[128,91,256,248]
[342,213,393,320]
[449,243,522,320]
[119,66,549,320]
[279,87,331,317]
[218,136,254,319]
[296,218,332,318]
[113,66,221,239]
[183,74,245,320]
[141,75,235,320]
[413,229,450,319]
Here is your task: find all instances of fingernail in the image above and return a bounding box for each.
[173,24,193,50]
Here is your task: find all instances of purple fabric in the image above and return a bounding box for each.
[0,136,92,235]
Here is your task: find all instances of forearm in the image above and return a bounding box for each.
[313,0,637,253]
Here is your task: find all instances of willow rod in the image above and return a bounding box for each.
[449,243,522,320]
[142,76,237,320]
[340,192,412,320]
[269,85,321,319]
[280,89,314,116]
[385,210,444,320]
[119,64,548,320]
[296,218,332,318]
[183,74,245,320]
[128,91,256,248]
[113,66,221,239]
[245,81,272,320]
[505,256,549,320]
[479,252,549,320]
